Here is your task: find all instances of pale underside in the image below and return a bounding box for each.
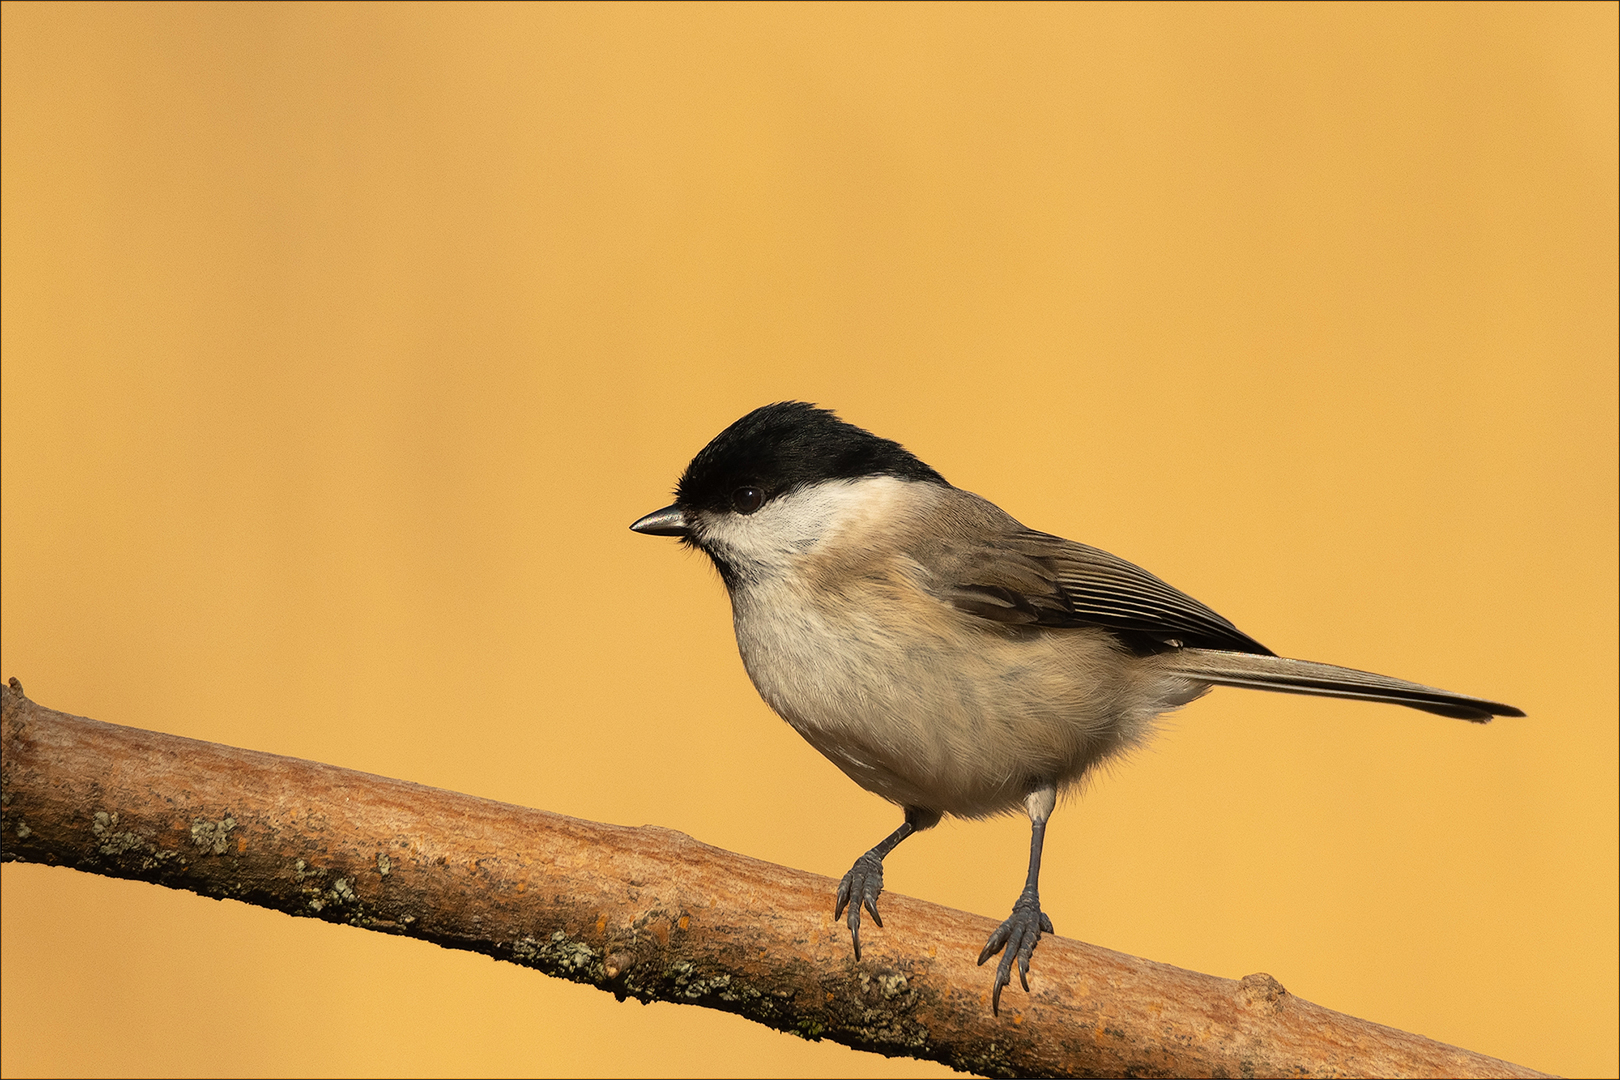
[697,476,1210,819]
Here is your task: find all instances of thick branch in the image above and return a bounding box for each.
[0,681,1546,1079]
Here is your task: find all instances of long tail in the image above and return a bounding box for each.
[1157,649,1524,722]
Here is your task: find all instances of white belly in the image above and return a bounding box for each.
[729,579,1182,819]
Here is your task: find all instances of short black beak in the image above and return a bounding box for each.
[630,504,690,537]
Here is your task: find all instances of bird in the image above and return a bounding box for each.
[629,401,1523,1013]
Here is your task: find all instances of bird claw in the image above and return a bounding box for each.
[977,889,1052,1015]
[834,851,886,959]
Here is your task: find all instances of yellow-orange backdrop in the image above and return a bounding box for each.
[3,3,1614,1077]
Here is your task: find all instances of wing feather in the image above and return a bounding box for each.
[924,523,1271,655]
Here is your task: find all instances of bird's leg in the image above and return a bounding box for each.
[978,785,1057,1015]
[835,805,940,959]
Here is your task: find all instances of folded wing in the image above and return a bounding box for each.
[927,527,1273,655]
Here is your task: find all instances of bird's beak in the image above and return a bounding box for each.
[630,504,690,537]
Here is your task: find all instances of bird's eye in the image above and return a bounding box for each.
[731,486,766,514]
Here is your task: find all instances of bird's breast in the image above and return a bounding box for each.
[726,571,1152,818]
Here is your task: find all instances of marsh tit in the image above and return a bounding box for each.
[630,402,1522,1013]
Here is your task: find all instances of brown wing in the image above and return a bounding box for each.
[926,525,1273,656]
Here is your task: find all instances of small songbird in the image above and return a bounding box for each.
[630,402,1522,1013]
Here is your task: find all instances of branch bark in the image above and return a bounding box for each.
[0,680,1547,1079]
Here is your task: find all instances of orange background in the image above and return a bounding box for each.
[2,3,1614,1076]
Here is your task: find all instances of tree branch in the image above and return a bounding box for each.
[0,681,1547,1079]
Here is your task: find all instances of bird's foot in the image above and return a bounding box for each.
[977,887,1054,1015]
[834,851,886,960]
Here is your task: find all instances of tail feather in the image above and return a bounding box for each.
[1159,649,1524,722]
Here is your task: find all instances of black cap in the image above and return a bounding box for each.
[672,402,948,515]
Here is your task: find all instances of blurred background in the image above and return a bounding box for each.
[2,2,1614,1076]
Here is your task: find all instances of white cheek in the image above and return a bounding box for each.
[697,476,908,574]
